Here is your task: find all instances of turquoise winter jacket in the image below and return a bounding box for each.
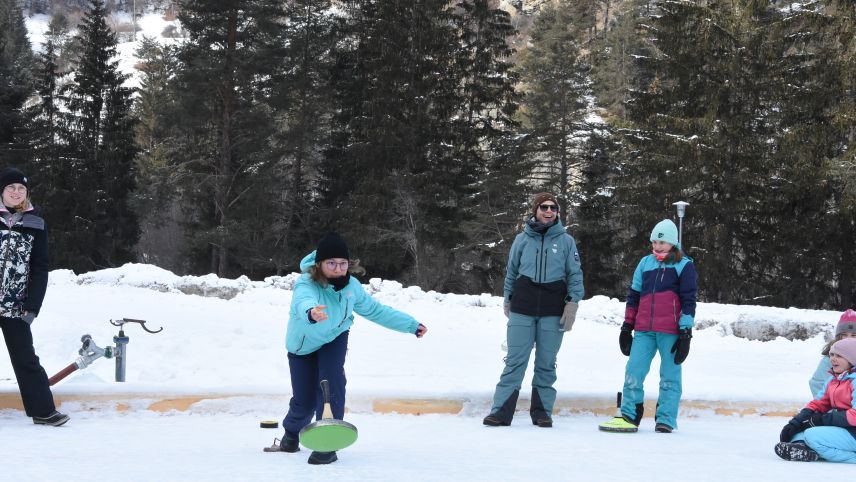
[285,251,420,355]
[503,219,584,311]
[810,357,833,399]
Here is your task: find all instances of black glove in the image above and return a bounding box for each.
[804,411,826,428]
[619,323,633,356]
[780,420,801,442]
[671,328,692,364]
[21,312,36,325]
[781,408,816,442]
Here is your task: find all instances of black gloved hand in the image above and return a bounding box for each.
[619,323,633,356]
[781,409,815,441]
[780,420,801,442]
[803,411,826,428]
[671,328,692,364]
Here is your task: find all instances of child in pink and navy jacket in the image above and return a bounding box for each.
[777,337,856,463]
[598,219,697,434]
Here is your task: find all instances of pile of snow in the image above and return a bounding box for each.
[0,263,838,408]
[57,263,839,342]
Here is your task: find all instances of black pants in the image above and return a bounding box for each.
[1,317,56,417]
[282,330,349,439]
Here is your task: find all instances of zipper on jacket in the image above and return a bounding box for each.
[336,292,348,328]
[649,262,666,331]
[542,236,549,283]
[673,299,678,325]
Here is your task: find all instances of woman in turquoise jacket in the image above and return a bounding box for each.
[269,232,427,465]
[484,192,584,428]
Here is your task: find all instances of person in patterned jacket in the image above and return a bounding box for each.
[0,167,68,426]
[599,218,697,434]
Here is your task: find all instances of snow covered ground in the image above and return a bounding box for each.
[0,263,848,479]
[0,410,837,481]
[7,264,836,404]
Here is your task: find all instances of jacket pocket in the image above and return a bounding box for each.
[506,314,535,349]
[293,335,306,354]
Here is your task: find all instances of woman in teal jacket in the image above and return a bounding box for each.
[270,232,427,465]
[484,193,584,428]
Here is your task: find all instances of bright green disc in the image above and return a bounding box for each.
[299,423,358,452]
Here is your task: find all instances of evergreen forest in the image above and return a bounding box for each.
[1,0,854,309]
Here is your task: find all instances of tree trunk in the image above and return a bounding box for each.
[215,8,239,277]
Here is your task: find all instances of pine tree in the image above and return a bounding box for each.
[516,0,591,217]
[574,125,623,297]
[451,0,525,294]
[26,35,66,209]
[51,0,139,272]
[826,0,856,307]
[610,1,793,304]
[590,0,652,122]
[0,0,34,165]
[132,37,184,271]
[323,0,466,288]
[171,0,287,276]
[259,0,338,274]
[766,0,856,308]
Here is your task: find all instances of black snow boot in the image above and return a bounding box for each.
[631,403,644,426]
[264,432,299,453]
[530,388,552,427]
[654,423,673,433]
[308,451,338,465]
[775,441,819,462]
[483,389,519,426]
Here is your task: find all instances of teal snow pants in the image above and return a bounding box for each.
[792,427,856,464]
[490,312,564,416]
[621,330,682,429]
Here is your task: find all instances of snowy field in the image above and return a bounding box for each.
[0,410,839,481]
[2,264,837,404]
[0,263,849,479]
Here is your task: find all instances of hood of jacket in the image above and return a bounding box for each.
[523,218,567,238]
[299,251,318,272]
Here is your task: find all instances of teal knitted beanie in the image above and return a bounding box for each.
[650,219,679,246]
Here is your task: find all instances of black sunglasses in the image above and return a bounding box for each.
[538,204,559,212]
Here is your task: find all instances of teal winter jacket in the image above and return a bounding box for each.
[285,251,420,355]
[503,219,584,316]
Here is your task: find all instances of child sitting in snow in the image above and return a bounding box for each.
[809,310,856,398]
[777,337,856,463]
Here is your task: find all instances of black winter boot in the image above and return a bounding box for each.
[632,403,644,426]
[264,432,300,453]
[483,389,519,426]
[308,451,338,465]
[775,441,819,462]
[530,388,552,427]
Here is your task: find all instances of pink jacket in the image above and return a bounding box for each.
[806,371,856,427]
